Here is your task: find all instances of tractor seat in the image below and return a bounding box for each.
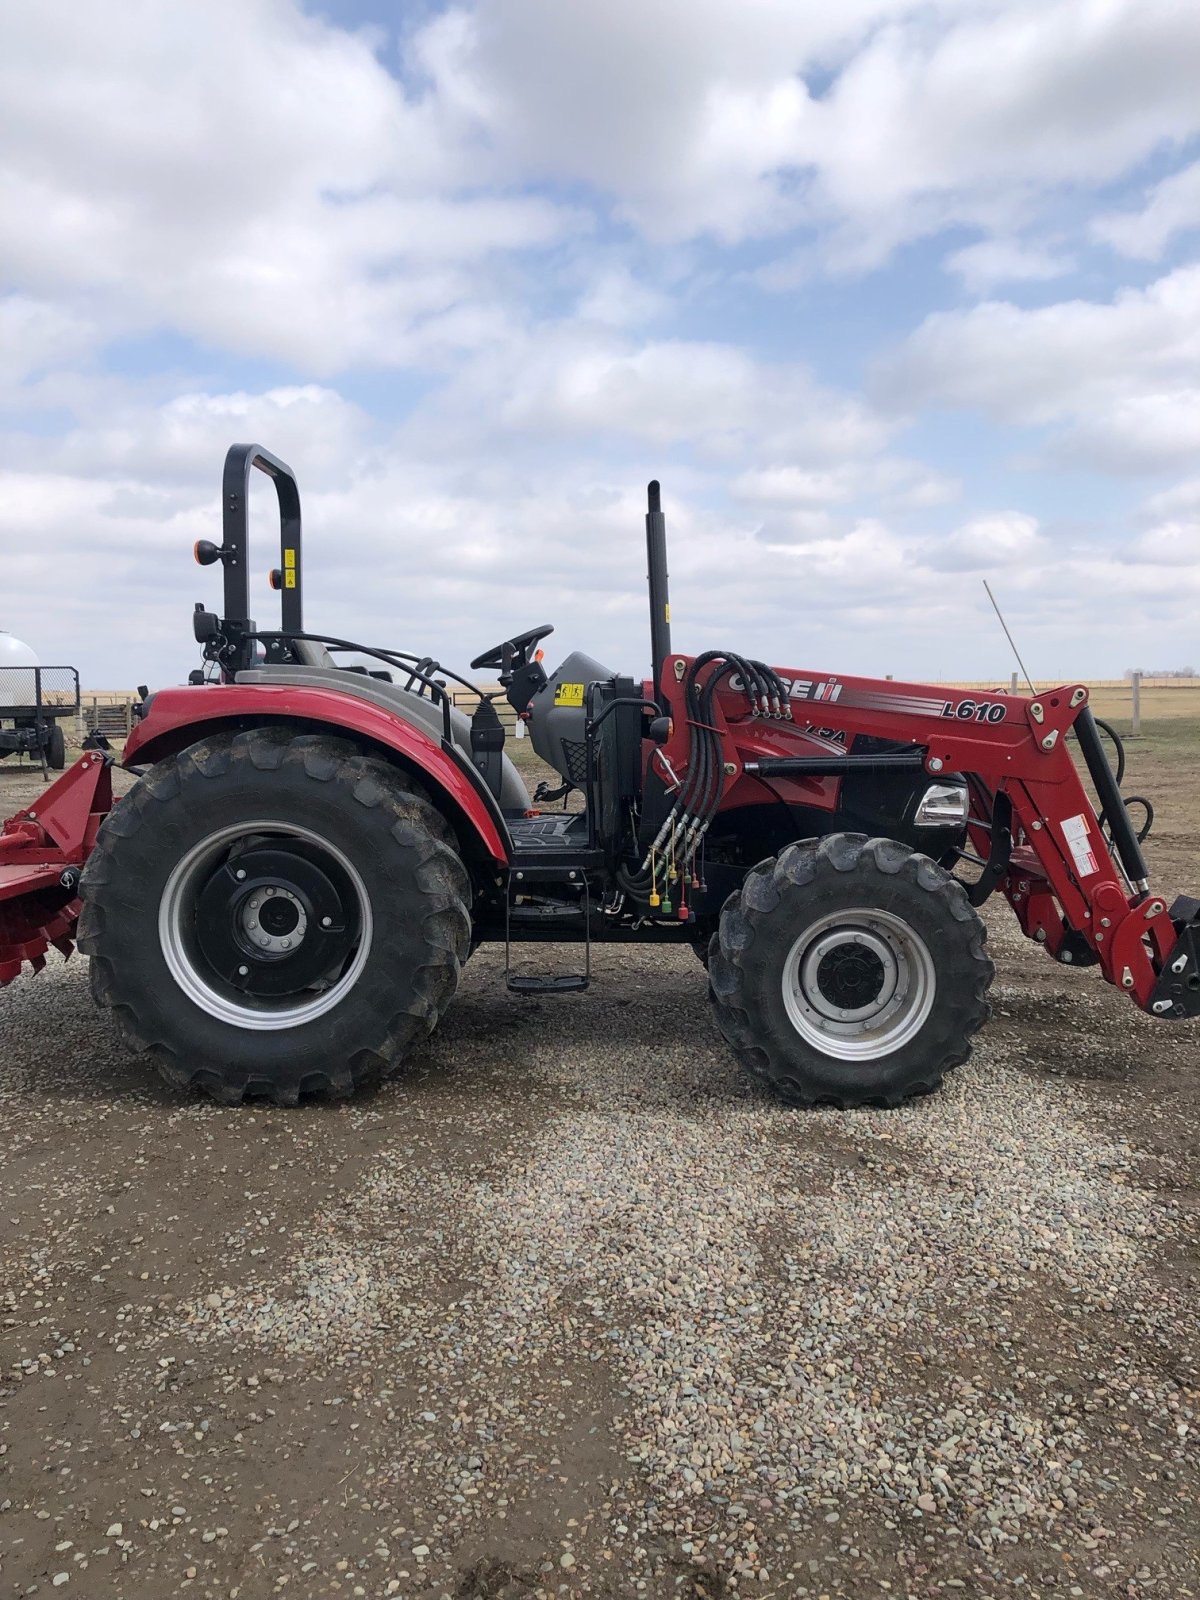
[238,640,531,814]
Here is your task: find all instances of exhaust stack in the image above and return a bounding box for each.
[646,480,672,706]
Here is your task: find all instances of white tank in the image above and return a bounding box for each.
[0,631,40,709]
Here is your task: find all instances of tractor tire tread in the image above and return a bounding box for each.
[80,729,470,1106]
[708,833,993,1108]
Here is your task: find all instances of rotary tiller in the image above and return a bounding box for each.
[2,444,1196,1107]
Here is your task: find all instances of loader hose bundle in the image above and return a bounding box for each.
[618,652,791,916]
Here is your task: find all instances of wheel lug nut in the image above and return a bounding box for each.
[282,939,291,949]
[248,920,257,929]
[249,898,259,909]
[238,965,249,976]
[259,936,270,947]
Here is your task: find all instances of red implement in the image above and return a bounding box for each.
[0,753,113,985]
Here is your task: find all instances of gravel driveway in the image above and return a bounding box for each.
[1,749,1197,1600]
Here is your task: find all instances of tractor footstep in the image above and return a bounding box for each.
[506,972,590,995]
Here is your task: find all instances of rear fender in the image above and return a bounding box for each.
[122,684,511,866]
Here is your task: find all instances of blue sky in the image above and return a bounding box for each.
[2,0,1200,690]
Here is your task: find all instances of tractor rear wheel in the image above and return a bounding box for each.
[78,729,471,1105]
[708,834,992,1108]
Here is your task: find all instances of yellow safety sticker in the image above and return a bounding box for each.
[284,570,296,588]
[664,603,671,622]
[554,682,585,707]
[283,548,296,569]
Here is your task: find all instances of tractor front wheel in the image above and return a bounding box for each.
[708,834,993,1108]
[78,729,471,1105]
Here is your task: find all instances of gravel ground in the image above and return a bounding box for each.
[0,739,1197,1600]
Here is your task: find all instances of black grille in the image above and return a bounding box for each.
[562,739,589,787]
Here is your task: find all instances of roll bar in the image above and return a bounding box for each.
[219,443,303,636]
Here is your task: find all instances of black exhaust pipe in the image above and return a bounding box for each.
[646,480,672,708]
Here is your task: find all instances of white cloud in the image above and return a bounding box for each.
[575,267,670,330]
[420,0,1200,264]
[5,378,1199,693]
[48,385,373,486]
[0,0,585,374]
[1092,158,1200,260]
[876,264,1200,471]
[409,331,892,468]
[924,511,1042,572]
[945,238,1073,292]
[1142,477,1200,520]
[5,0,1200,691]
[1130,518,1200,567]
[0,297,96,398]
[731,459,958,512]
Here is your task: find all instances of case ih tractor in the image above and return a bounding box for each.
[1,445,1196,1108]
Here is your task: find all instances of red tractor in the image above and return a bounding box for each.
[1,445,1195,1107]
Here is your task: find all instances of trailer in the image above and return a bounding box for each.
[0,646,80,779]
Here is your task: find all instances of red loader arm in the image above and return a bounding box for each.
[657,663,1193,1019]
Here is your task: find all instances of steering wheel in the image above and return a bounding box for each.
[470,623,554,674]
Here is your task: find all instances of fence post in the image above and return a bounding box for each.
[1010,671,1019,694]
[1131,671,1142,735]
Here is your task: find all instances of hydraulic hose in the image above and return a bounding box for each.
[1088,714,1155,846]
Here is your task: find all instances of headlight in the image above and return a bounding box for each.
[914,782,969,827]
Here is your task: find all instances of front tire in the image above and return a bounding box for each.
[708,834,993,1108]
[78,730,472,1105]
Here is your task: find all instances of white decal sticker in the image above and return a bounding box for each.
[1061,812,1100,878]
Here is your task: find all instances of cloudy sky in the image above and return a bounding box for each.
[3,0,1200,691]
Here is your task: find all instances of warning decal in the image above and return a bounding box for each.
[1061,813,1100,878]
[554,682,585,707]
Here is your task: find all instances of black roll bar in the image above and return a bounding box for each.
[220,443,303,643]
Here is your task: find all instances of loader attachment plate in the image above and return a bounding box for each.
[1148,896,1200,1019]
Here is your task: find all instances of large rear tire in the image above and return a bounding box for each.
[708,834,992,1108]
[78,729,471,1105]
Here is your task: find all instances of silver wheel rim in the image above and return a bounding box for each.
[782,906,935,1061]
[159,820,373,1031]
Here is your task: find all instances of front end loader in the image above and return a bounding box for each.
[2,443,1196,1108]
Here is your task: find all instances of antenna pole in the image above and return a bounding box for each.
[983,579,1035,695]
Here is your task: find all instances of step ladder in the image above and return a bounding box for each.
[504,869,591,994]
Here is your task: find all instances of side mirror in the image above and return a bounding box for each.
[193,604,220,642]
